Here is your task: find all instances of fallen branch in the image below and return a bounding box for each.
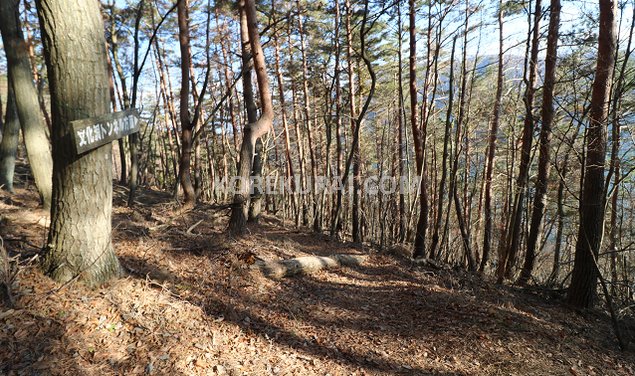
[253,254,368,278]
[412,257,447,270]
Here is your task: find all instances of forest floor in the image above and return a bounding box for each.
[1,171,635,375]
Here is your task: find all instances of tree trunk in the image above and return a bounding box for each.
[126,0,145,207]
[272,25,297,218]
[0,0,53,208]
[228,0,274,235]
[36,0,121,286]
[242,4,261,223]
[502,0,542,281]
[430,36,456,260]
[518,0,561,285]
[296,0,319,232]
[410,0,428,259]
[177,0,196,207]
[331,0,344,238]
[548,158,567,284]
[106,4,128,184]
[568,0,616,308]
[481,0,504,273]
[0,85,19,192]
[22,3,52,133]
[396,1,406,243]
[344,0,361,242]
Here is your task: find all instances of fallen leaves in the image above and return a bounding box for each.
[1,184,634,376]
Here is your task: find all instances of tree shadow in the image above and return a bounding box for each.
[1,302,95,375]
[116,247,633,375]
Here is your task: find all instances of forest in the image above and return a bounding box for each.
[0,0,635,374]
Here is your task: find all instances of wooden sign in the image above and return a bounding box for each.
[70,109,140,154]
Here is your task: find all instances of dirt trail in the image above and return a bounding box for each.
[1,184,634,375]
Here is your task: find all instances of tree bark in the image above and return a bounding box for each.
[0,0,53,208]
[481,0,504,273]
[228,0,274,235]
[177,0,196,207]
[126,0,146,207]
[272,21,297,218]
[518,0,561,285]
[0,85,19,192]
[430,36,457,260]
[410,0,428,259]
[568,0,616,308]
[243,2,261,223]
[396,1,406,243]
[105,3,128,184]
[296,0,319,232]
[502,0,542,281]
[344,0,361,242]
[36,0,121,286]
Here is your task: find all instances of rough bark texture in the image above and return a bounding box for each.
[36,0,121,286]
[568,0,616,308]
[518,0,561,285]
[0,85,19,192]
[0,0,53,208]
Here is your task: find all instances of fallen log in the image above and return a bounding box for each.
[412,257,447,270]
[387,243,412,259]
[253,254,368,278]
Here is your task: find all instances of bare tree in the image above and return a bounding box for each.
[568,0,617,308]
[177,0,196,207]
[518,0,561,285]
[410,0,429,259]
[228,0,274,235]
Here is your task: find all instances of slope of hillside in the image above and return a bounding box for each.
[1,180,634,375]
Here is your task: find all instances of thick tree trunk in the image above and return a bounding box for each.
[518,0,561,285]
[36,0,121,286]
[0,0,53,208]
[0,85,19,192]
[568,0,616,308]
